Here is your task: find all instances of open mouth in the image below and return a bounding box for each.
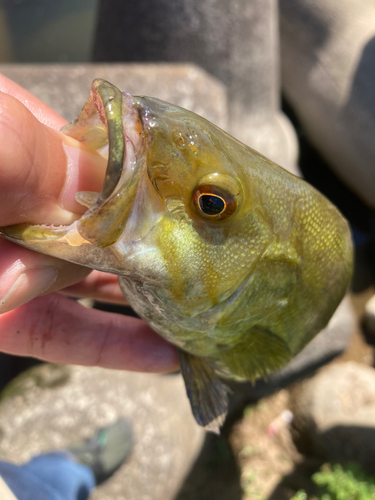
[61,80,147,249]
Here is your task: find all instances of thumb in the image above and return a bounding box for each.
[0,90,106,227]
[0,91,107,313]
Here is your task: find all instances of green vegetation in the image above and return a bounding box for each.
[291,463,375,500]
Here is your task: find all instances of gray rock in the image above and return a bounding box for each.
[290,361,375,472]
[93,0,299,174]
[280,0,375,207]
[229,296,355,405]
[363,294,375,336]
[0,63,228,129]
[0,59,299,173]
[1,1,97,63]
[0,60,298,175]
[0,364,204,500]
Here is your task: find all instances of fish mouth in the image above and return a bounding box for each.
[0,81,152,271]
[62,80,148,248]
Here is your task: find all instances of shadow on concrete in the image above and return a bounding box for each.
[299,425,375,476]
[0,353,42,392]
[174,430,243,500]
[268,423,375,498]
[267,457,322,500]
[342,36,375,157]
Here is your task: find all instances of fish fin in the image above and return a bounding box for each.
[178,349,229,434]
[75,191,100,208]
[219,328,292,383]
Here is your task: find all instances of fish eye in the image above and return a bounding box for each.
[198,193,226,216]
[191,174,242,222]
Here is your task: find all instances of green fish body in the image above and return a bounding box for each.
[1,80,353,432]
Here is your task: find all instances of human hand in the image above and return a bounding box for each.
[0,74,178,373]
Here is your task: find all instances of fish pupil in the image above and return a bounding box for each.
[199,194,225,215]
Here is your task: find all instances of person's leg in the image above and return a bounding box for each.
[0,452,95,500]
[0,419,132,500]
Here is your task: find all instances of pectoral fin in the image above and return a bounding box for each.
[178,350,229,434]
[219,328,292,382]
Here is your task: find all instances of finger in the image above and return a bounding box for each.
[0,91,106,226]
[0,238,92,314]
[0,73,66,130]
[0,294,179,374]
[60,271,128,305]
[0,86,108,311]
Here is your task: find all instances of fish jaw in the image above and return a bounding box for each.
[67,84,148,249]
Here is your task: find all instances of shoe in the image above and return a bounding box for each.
[67,419,133,484]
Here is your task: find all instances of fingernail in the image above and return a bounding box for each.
[0,267,58,314]
[60,143,106,212]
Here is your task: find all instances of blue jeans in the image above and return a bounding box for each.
[0,452,95,500]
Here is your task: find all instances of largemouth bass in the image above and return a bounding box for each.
[1,80,353,432]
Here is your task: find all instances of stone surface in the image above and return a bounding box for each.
[0,364,204,500]
[290,361,375,472]
[0,61,298,175]
[1,1,98,64]
[229,296,355,405]
[280,0,375,207]
[0,63,228,129]
[93,0,299,174]
[363,293,375,336]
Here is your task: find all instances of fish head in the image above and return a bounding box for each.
[122,94,275,317]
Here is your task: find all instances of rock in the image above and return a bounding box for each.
[280,0,375,207]
[0,364,205,500]
[1,2,98,63]
[228,296,355,407]
[290,361,375,472]
[363,294,375,337]
[0,56,298,174]
[93,0,299,175]
[1,57,299,174]
[0,63,228,129]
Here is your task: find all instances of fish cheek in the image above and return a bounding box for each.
[150,211,264,316]
[148,217,217,313]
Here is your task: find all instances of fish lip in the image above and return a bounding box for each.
[71,92,149,247]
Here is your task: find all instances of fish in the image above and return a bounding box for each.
[0,79,353,432]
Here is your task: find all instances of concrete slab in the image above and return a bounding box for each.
[0,63,228,129]
[0,365,204,500]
